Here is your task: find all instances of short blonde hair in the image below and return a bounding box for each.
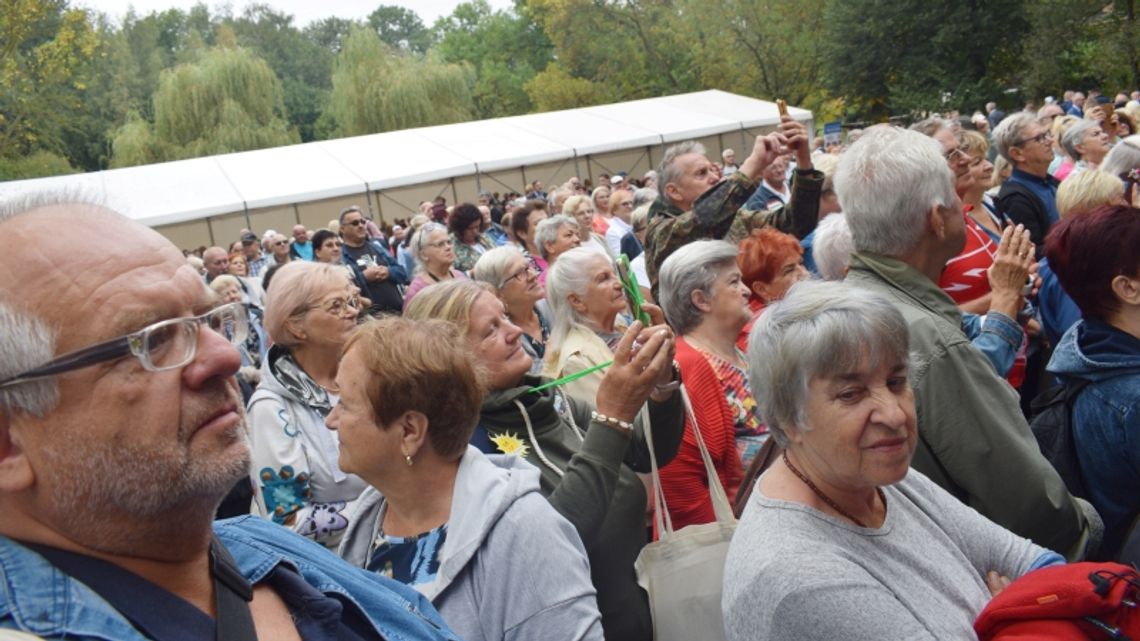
[263,261,355,347]
[403,279,496,333]
[208,274,241,295]
[1056,170,1124,219]
[562,194,590,216]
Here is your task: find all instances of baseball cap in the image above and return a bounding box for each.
[240,232,258,244]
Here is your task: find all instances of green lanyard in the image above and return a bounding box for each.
[528,360,614,393]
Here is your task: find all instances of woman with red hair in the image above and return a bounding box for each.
[736,227,808,351]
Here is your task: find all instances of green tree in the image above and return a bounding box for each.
[433,0,553,118]
[368,5,433,54]
[680,0,829,108]
[0,0,100,170]
[524,62,609,111]
[109,45,299,166]
[823,0,1028,119]
[527,0,697,100]
[228,5,335,141]
[328,27,474,136]
[304,16,360,54]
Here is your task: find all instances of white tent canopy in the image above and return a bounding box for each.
[0,89,811,247]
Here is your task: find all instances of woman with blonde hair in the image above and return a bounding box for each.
[590,186,612,235]
[563,194,611,256]
[247,261,369,549]
[1039,169,1128,346]
[404,279,682,641]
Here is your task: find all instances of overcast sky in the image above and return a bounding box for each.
[75,0,512,27]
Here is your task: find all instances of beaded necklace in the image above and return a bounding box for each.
[782,451,884,528]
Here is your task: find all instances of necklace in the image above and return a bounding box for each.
[685,335,745,368]
[782,451,884,528]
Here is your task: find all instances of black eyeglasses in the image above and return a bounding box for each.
[499,265,537,288]
[0,303,249,390]
[1016,132,1053,146]
[344,219,367,227]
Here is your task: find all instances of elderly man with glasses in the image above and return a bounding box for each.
[994,112,1062,254]
[0,195,460,640]
[339,206,407,316]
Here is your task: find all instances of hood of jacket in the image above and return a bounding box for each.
[257,344,335,416]
[340,446,544,602]
[1048,318,1140,383]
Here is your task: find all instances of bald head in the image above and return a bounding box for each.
[202,247,229,279]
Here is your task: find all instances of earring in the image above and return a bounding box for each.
[404,453,413,467]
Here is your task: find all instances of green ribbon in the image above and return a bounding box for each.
[528,359,614,393]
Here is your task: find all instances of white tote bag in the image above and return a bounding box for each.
[635,387,736,641]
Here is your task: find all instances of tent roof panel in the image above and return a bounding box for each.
[499,110,662,155]
[101,157,245,226]
[213,143,366,209]
[414,119,573,171]
[318,130,476,190]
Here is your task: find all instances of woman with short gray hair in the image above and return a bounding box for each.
[656,240,754,528]
[1062,119,1111,176]
[723,279,1062,641]
[535,214,582,269]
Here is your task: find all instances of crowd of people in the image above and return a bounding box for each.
[1,86,1139,641]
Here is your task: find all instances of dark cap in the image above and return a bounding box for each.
[240,232,258,244]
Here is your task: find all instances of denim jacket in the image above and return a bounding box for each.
[0,516,460,641]
[1048,319,1140,556]
[961,310,1023,377]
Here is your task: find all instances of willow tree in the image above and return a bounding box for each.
[110,45,298,166]
[328,27,474,137]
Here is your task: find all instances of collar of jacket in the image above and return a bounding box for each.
[848,252,962,327]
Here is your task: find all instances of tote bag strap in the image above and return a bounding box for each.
[647,385,737,539]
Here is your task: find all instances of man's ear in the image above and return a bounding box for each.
[928,203,947,241]
[0,412,35,492]
[664,182,680,203]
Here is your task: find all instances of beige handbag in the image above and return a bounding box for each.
[635,387,736,641]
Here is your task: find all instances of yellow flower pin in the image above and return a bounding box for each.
[490,432,530,458]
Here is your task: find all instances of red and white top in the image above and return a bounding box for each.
[939,209,997,304]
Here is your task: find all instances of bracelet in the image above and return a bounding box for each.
[591,411,634,432]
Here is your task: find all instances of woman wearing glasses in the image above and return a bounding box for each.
[403,222,468,306]
[247,261,369,550]
[473,245,551,375]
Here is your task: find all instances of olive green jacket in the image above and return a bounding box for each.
[845,252,1099,559]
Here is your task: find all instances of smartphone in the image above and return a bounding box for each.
[615,255,651,326]
[776,99,788,118]
[1101,103,1116,132]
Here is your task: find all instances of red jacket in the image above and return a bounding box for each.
[658,337,743,530]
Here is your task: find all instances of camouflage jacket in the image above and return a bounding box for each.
[644,168,824,297]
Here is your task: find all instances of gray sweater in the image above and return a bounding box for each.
[723,469,1055,641]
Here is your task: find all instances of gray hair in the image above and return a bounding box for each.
[658,141,707,191]
[834,127,955,257]
[909,117,950,138]
[747,280,910,447]
[658,241,739,335]
[472,245,526,290]
[0,190,110,417]
[547,187,573,212]
[409,222,448,270]
[208,274,241,294]
[534,215,580,261]
[993,112,1039,164]
[643,169,659,184]
[812,213,855,281]
[632,187,658,208]
[1061,120,1099,161]
[630,203,651,232]
[545,246,611,353]
[1100,135,1140,177]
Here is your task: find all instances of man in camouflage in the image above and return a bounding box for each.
[645,115,822,297]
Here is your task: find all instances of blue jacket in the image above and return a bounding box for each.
[1048,319,1140,556]
[0,516,460,641]
[1037,258,1082,346]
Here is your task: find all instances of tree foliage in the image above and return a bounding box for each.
[0,0,99,161]
[328,27,475,136]
[110,45,298,166]
[369,5,433,54]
